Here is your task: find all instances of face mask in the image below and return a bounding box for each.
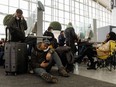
[51,29,53,33]
[16,17,20,20]
[43,47,49,52]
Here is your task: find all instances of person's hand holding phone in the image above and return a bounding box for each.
[40,61,49,68]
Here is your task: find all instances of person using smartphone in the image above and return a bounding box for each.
[31,42,69,83]
[6,9,27,42]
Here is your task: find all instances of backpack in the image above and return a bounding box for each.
[3,14,13,26]
[56,46,74,72]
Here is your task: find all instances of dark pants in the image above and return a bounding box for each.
[77,46,97,65]
[66,41,77,55]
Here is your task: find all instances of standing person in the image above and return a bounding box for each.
[65,22,78,54]
[31,42,69,83]
[4,9,27,42]
[58,30,66,46]
[43,26,58,48]
[43,27,54,42]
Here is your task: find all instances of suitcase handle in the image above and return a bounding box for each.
[5,27,11,42]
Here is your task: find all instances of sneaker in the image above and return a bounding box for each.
[87,62,97,70]
[41,73,58,83]
[58,67,69,77]
[87,67,96,70]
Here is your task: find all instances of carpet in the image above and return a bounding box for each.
[0,67,116,87]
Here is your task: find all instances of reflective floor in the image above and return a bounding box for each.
[74,63,116,84]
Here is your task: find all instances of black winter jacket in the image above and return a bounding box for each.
[31,48,49,69]
[64,27,77,45]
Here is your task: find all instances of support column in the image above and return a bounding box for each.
[36,9,43,42]
[93,19,97,42]
[36,1,45,42]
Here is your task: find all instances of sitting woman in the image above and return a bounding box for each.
[75,32,116,70]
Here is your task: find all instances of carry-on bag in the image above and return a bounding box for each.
[4,27,28,75]
[4,42,28,75]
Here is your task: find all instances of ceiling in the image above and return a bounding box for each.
[94,0,111,10]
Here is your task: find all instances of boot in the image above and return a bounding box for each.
[58,67,69,77]
[41,73,58,83]
[74,55,83,64]
[87,62,97,70]
[66,64,74,73]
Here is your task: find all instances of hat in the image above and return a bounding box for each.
[43,39,50,45]
[66,22,73,28]
[16,9,23,14]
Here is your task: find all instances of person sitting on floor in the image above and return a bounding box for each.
[75,32,116,70]
[31,42,69,83]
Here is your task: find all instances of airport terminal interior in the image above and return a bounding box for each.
[0,0,116,87]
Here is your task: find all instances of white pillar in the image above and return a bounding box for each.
[92,19,97,42]
[36,8,43,42]
[36,1,45,42]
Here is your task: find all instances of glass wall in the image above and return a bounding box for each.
[43,0,111,36]
[0,0,112,39]
[0,0,37,39]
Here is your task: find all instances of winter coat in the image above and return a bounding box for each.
[31,47,55,69]
[58,34,66,46]
[4,14,27,42]
[6,14,27,32]
[96,40,115,59]
[64,27,77,45]
[31,47,48,69]
[64,27,78,54]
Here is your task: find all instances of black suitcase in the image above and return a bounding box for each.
[0,45,4,65]
[4,42,28,75]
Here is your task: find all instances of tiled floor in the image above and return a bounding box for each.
[74,63,116,84]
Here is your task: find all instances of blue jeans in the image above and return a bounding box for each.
[34,51,63,76]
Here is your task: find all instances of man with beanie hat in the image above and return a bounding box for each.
[64,22,78,54]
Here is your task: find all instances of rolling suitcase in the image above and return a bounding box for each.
[4,42,28,75]
[4,27,28,75]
